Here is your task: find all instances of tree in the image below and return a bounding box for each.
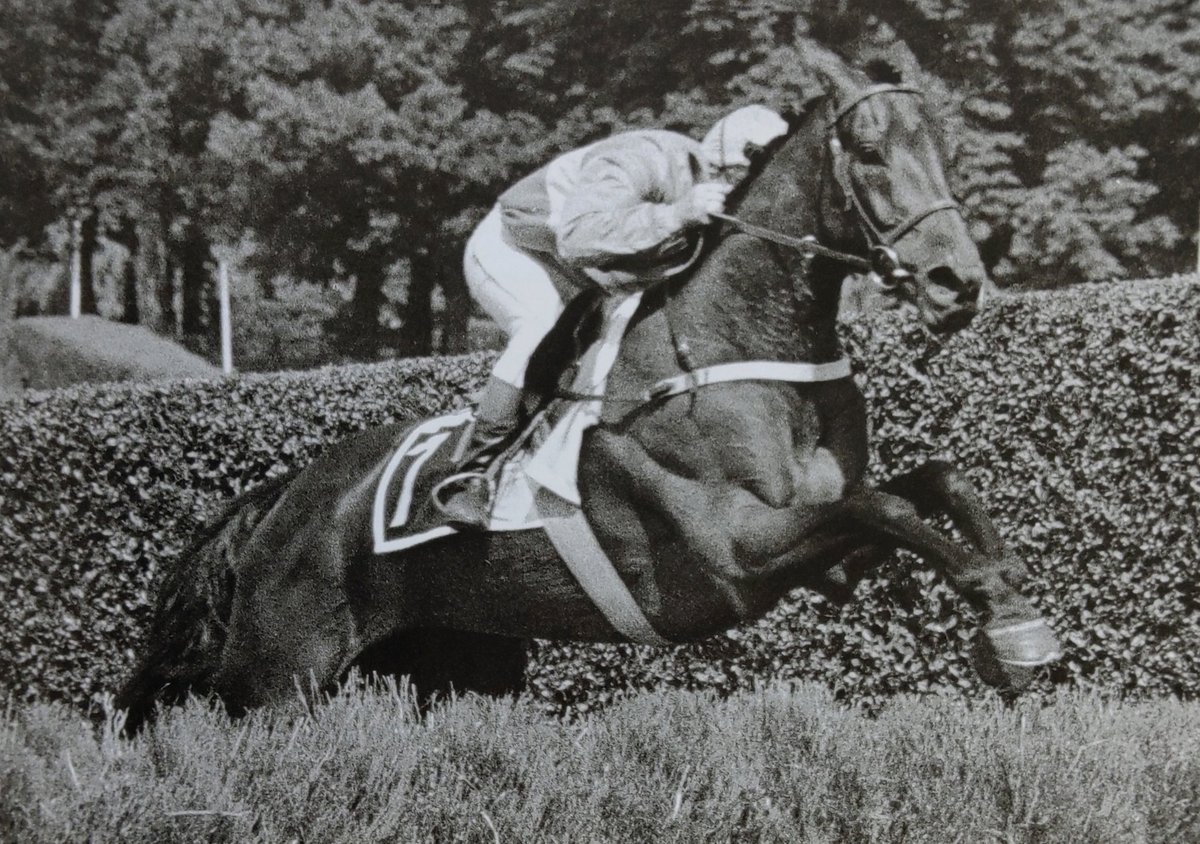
[1004,0,1195,279]
[93,0,251,337]
[821,0,1194,283]
[0,0,119,312]
[3,0,1193,364]
[204,1,544,357]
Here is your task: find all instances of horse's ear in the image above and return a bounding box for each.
[804,43,861,107]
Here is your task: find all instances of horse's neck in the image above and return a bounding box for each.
[673,124,845,365]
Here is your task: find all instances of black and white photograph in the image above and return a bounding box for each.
[1,1,1197,840]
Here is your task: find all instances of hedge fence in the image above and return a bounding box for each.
[1,277,1197,714]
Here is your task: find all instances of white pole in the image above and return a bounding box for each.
[218,258,233,374]
[69,218,82,318]
[172,265,184,336]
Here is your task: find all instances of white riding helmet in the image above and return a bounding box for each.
[702,105,790,172]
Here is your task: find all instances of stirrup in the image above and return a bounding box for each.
[431,470,498,526]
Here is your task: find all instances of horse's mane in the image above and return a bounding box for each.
[722,53,911,215]
[637,95,830,316]
[722,94,827,216]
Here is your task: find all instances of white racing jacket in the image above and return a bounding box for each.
[498,130,707,285]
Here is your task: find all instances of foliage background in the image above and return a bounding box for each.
[1,277,1196,714]
[1,0,1196,369]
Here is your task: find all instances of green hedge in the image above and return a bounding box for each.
[0,355,489,708]
[1,278,1197,713]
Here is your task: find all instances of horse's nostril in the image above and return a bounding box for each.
[927,266,980,304]
[927,266,959,289]
[961,275,982,300]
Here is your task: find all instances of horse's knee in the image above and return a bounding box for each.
[792,448,848,504]
[926,461,977,501]
[875,493,921,525]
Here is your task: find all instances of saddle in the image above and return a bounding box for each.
[373,286,644,553]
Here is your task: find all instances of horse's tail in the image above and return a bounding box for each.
[113,471,297,733]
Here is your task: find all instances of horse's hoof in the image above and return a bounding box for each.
[971,618,1061,693]
[985,618,1062,667]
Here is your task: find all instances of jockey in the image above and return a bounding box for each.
[436,105,790,528]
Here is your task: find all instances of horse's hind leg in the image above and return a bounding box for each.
[355,629,528,710]
[212,579,362,715]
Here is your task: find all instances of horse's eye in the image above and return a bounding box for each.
[857,145,886,166]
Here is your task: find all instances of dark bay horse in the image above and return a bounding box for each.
[116,56,1060,729]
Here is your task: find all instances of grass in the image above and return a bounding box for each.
[2,682,1198,843]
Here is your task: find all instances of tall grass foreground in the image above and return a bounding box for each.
[3,682,1198,842]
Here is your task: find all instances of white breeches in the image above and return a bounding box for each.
[464,207,566,388]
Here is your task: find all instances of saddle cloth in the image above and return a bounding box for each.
[372,290,644,556]
[372,410,541,554]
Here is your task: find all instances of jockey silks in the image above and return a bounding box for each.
[497,129,704,284]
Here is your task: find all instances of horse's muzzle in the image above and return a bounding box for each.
[920,266,982,333]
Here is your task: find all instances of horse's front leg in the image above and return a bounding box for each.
[785,458,1002,602]
[838,485,1061,688]
[879,459,1005,553]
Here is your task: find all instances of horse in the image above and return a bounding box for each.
[115,54,1061,731]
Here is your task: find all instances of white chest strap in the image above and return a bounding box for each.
[644,358,852,402]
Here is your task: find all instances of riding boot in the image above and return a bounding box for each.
[433,376,524,529]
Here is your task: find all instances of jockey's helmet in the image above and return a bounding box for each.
[702,105,790,178]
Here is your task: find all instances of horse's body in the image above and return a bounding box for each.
[116,55,1059,729]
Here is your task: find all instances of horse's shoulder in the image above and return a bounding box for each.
[709,230,778,267]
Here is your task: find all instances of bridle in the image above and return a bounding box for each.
[717,84,964,292]
[828,84,963,250]
[543,83,964,411]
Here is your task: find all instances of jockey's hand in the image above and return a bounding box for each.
[673,181,732,226]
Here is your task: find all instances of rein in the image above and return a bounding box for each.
[711,212,871,272]
[711,211,914,295]
[544,83,956,412]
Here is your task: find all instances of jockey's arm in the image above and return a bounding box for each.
[555,143,703,273]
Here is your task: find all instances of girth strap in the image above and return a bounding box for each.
[535,489,673,645]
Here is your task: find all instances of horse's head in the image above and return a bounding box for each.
[818,61,986,333]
